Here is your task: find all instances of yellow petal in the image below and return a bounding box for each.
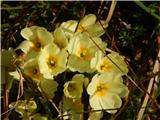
[53,27,68,49]
[80,14,96,27]
[88,111,103,120]
[60,20,78,38]
[39,43,68,79]
[100,93,122,113]
[87,74,99,95]
[16,40,33,54]
[21,27,33,40]
[90,50,103,70]
[40,79,58,98]
[67,55,93,73]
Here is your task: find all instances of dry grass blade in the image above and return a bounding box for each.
[137,50,160,120]
[105,0,117,24]
[1,67,24,118]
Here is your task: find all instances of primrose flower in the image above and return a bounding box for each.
[39,78,58,98]
[19,26,54,59]
[39,43,68,79]
[62,96,83,120]
[60,14,108,38]
[24,58,41,82]
[60,20,77,38]
[9,100,37,117]
[63,74,89,99]
[67,33,107,73]
[53,27,68,49]
[91,51,128,75]
[87,72,129,113]
[24,58,58,98]
[16,40,33,54]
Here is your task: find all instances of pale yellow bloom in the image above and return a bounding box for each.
[53,27,68,49]
[63,74,89,99]
[62,96,84,120]
[60,14,108,38]
[24,58,58,98]
[87,72,129,113]
[76,14,108,37]
[60,20,77,38]
[63,96,84,113]
[9,100,37,117]
[39,78,58,98]
[91,51,128,75]
[24,57,41,82]
[39,43,68,79]
[9,100,48,120]
[67,33,107,73]
[19,26,54,59]
[15,40,33,54]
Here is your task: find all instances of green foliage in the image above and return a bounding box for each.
[119,24,146,46]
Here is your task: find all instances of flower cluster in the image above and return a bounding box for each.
[3,14,129,120]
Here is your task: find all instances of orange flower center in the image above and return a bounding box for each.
[32,37,44,52]
[96,83,108,96]
[47,56,56,68]
[28,66,40,80]
[99,61,112,72]
[77,25,87,33]
[77,47,90,60]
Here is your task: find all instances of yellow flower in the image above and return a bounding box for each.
[91,51,128,75]
[19,26,54,59]
[76,14,108,37]
[9,100,37,117]
[24,58,58,98]
[38,43,68,79]
[62,96,84,120]
[60,14,108,38]
[63,74,89,99]
[24,58,42,82]
[53,27,68,49]
[60,20,77,39]
[67,33,107,73]
[15,40,33,54]
[87,72,129,113]
[63,96,84,113]
[39,78,58,98]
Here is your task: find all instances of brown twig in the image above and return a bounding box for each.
[3,84,9,120]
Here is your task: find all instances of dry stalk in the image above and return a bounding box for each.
[137,50,160,120]
[105,0,117,24]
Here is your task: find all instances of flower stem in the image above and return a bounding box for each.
[134,1,160,21]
